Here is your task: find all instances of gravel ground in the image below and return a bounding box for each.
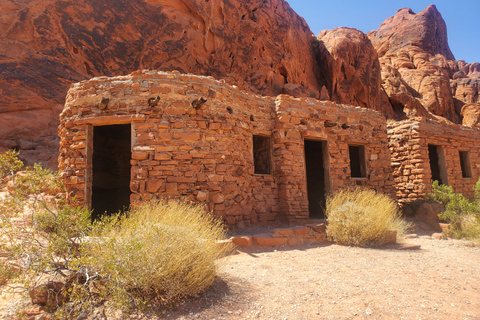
[161,235,480,320]
[2,231,479,320]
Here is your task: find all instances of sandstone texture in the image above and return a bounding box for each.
[0,0,323,167]
[388,119,480,205]
[59,70,395,226]
[368,5,480,122]
[316,28,393,117]
[1,1,480,168]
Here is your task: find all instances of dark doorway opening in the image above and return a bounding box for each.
[428,144,447,185]
[91,124,131,220]
[304,140,327,219]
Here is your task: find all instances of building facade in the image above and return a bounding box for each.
[59,70,396,226]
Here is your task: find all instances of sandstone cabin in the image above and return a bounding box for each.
[58,70,480,226]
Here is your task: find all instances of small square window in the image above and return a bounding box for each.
[253,135,271,175]
[459,151,472,178]
[349,145,366,178]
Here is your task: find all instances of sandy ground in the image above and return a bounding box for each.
[161,235,480,320]
[1,231,480,319]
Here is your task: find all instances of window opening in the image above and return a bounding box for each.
[459,151,472,178]
[428,144,448,185]
[349,145,366,178]
[253,135,271,175]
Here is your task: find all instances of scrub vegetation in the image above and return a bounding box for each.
[0,151,232,318]
[325,188,409,247]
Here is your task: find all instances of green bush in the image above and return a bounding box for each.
[0,149,23,178]
[326,188,409,247]
[429,180,480,239]
[77,200,233,310]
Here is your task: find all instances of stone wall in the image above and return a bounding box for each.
[59,70,395,226]
[388,119,480,204]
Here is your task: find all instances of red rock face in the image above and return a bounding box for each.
[316,27,393,117]
[1,1,480,166]
[370,6,454,60]
[0,0,323,167]
[368,5,479,122]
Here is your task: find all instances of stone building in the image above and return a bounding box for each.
[388,119,480,205]
[58,70,395,226]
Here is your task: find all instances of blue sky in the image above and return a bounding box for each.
[287,1,479,63]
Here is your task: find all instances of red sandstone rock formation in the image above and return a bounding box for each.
[315,27,393,117]
[0,0,323,167]
[368,5,479,122]
[1,1,479,167]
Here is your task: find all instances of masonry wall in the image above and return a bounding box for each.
[388,119,480,205]
[272,96,395,223]
[59,70,395,227]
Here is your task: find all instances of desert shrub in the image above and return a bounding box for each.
[0,151,92,313]
[75,200,232,311]
[0,150,24,178]
[1,152,232,317]
[326,188,409,247]
[429,180,480,239]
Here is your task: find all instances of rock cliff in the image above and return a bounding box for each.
[368,5,480,122]
[316,27,393,117]
[0,0,323,167]
[0,1,479,167]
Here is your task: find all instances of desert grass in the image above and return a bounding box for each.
[84,199,233,308]
[326,188,409,247]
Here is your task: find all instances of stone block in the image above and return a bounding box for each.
[287,237,303,246]
[307,223,326,233]
[415,202,445,232]
[196,191,207,201]
[292,226,309,236]
[231,236,253,248]
[146,179,163,193]
[253,233,288,246]
[210,193,225,204]
[271,228,295,237]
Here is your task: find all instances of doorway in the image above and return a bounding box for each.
[428,144,448,185]
[91,124,131,220]
[304,140,327,219]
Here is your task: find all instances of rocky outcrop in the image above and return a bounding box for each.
[0,0,323,167]
[461,103,480,127]
[368,5,457,121]
[1,1,480,166]
[368,5,479,123]
[315,27,393,117]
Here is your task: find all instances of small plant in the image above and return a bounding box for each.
[429,180,480,239]
[0,149,24,178]
[326,188,409,247]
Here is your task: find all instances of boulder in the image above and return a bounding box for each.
[231,236,253,248]
[29,277,67,308]
[414,202,445,232]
